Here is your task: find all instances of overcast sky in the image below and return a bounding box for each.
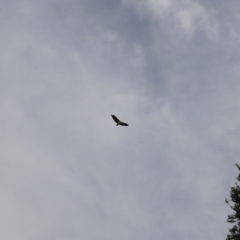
[0,0,240,239]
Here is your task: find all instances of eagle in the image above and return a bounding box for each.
[111,115,128,126]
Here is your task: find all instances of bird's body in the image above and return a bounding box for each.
[111,115,128,126]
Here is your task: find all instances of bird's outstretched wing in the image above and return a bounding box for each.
[111,115,120,123]
[120,122,128,126]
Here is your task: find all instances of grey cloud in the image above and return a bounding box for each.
[0,0,239,239]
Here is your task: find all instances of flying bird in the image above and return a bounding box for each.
[111,115,128,126]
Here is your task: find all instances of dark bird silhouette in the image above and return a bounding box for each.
[111,115,128,126]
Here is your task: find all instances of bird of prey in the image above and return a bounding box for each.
[111,115,128,126]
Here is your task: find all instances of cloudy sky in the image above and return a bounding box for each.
[1,0,240,239]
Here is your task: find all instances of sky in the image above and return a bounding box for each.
[0,0,240,239]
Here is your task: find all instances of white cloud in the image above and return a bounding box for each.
[123,0,219,40]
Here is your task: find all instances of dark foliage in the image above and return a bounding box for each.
[226,164,240,240]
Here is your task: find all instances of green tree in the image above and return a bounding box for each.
[226,164,240,240]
